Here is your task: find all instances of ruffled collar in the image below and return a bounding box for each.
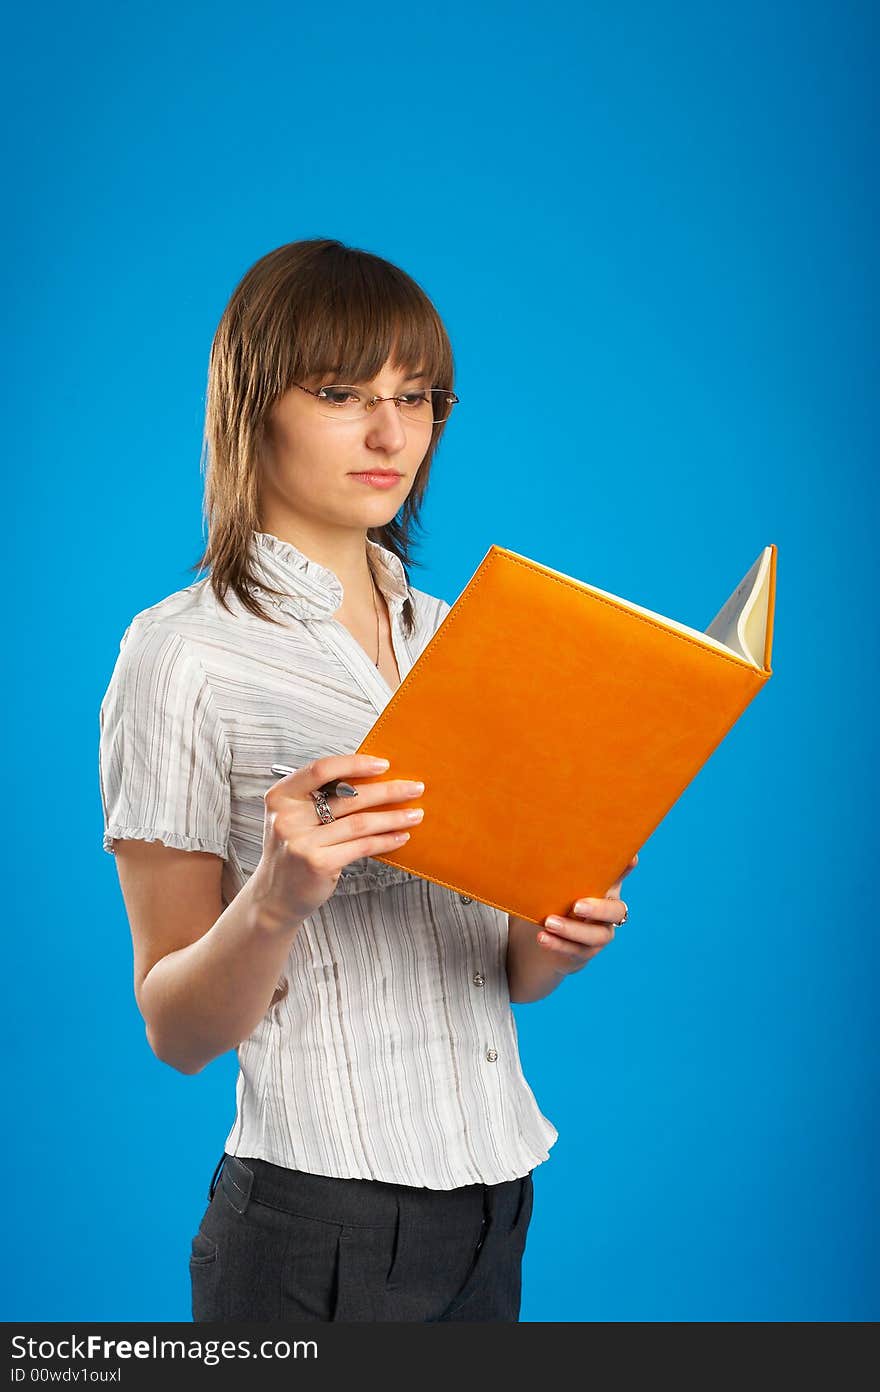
[247,530,410,620]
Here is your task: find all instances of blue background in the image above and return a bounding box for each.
[5,0,877,1322]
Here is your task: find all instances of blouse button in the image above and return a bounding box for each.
[485,1048,498,1063]
[472,972,485,987]
[459,895,472,905]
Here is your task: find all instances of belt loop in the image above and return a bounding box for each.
[208,1152,227,1202]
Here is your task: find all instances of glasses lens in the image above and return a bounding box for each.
[315,386,457,424]
[315,386,365,418]
[400,389,457,424]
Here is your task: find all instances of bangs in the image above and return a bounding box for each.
[256,242,453,393]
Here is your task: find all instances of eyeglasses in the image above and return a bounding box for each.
[293,382,459,425]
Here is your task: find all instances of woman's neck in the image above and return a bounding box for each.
[259,519,378,615]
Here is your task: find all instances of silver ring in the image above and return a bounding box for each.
[310,789,336,824]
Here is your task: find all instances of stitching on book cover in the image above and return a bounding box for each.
[501,550,763,671]
[373,857,536,923]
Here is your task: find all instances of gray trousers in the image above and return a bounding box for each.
[190,1151,534,1322]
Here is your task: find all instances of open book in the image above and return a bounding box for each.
[355,544,777,924]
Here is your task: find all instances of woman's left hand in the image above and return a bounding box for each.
[538,853,639,974]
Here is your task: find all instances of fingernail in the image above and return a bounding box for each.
[366,757,390,769]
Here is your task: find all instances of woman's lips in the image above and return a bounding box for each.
[349,472,403,489]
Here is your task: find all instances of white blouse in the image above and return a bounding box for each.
[98,530,558,1188]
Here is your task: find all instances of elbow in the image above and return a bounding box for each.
[505,969,542,1007]
[166,1055,206,1076]
[505,962,524,1005]
[145,1023,206,1075]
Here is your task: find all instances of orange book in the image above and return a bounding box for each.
[356,543,777,925]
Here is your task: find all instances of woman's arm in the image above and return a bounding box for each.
[114,753,421,1073]
[506,915,572,1003]
[115,839,304,1074]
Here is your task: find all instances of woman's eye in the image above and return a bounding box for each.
[401,392,428,405]
[320,388,359,405]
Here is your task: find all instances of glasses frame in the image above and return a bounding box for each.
[292,381,460,425]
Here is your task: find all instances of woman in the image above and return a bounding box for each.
[98,237,634,1322]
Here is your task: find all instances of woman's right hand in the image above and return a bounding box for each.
[254,754,425,925]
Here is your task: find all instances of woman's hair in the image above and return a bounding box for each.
[189,237,456,636]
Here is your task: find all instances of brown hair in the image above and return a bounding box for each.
[188,237,456,635]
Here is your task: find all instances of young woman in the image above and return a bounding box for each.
[98,237,635,1323]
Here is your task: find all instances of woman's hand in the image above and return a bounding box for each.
[255,754,425,926]
[536,853,639,975]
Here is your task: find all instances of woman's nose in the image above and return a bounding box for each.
[364,397,407,445]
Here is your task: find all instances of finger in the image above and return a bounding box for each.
[570,897,627,924]
[314,801,425,849]
[537,929,604,966]
[319,775,425,819]
[302,754,397,795]
[609,854,639,893]
[604,856,639,899]
[320,824,418,868]
[543,914,617,947]
[269,754,392,799]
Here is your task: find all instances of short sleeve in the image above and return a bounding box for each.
[98,618,232,857]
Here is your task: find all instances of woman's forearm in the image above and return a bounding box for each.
[140,861,304,1074]
[506,914,572,1003]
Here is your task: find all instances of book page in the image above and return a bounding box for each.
[703,548,773,666]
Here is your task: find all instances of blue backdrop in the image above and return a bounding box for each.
[5,0,877,1322]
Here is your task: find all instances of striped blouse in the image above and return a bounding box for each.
[98,529,558,1188]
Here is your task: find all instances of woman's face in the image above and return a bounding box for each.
[260,357,434,532]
